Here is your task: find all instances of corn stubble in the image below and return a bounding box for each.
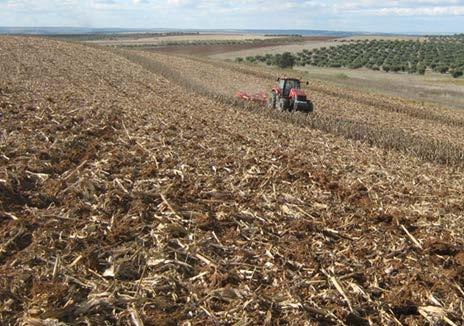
[1,37,464,325]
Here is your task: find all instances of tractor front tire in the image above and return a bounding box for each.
[307,100,314,113]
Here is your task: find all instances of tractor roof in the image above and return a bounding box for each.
[278,77,301,81]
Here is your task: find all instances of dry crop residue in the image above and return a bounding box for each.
[1,36,464,325]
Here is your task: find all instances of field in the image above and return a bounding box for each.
[47,31,203,42]
[211,38,340,61]
[87,33,303,47]
[1,36,464,325]
[212,36,426,61]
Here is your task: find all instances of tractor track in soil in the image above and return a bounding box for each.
[1,37,464,325]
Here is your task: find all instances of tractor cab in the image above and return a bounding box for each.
[278,78,301,97]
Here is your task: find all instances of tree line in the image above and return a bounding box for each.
[237,36,464,78]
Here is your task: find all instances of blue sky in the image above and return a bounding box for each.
[0,0,463,33]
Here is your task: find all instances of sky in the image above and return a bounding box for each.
[0,0,463,34]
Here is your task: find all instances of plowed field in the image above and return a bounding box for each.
[1,37,464,325]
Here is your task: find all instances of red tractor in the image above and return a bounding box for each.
[268,77,314,113]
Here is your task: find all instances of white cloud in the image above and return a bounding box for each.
[374,5,464,15]
[0,0,463,32]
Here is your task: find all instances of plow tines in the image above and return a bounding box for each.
[235,91,269,106]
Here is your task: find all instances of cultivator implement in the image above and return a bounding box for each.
[235,91,269,107]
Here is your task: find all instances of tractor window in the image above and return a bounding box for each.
[279,79,286,89]
[287,80,300,89]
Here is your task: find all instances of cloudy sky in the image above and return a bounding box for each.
[0,0,463,33]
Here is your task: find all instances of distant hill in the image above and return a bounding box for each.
[0,27,417,37]
[0,27,165,35]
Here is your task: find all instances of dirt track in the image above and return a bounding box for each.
[1,37,464,325]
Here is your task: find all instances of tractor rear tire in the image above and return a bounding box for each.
[268,92,276,109]
[282,99,290,111]
[289,100,295,112]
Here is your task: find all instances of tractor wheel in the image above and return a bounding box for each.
[277,99,285,111]
[281,99,290,111]
[268,92,276,109]
[293,100,314,113]
[289,100,295,112]
[307,100,314,113]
